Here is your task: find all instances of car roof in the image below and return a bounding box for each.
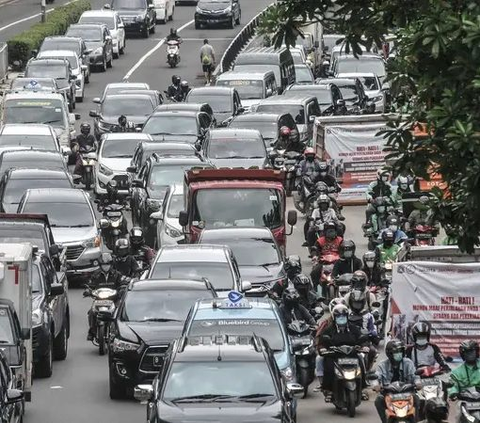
[131,279,213,291]
[209,128,262,138]
[69,23,106,30]
[102,133,152,141]
[231,112,281,122]
[4,91,64,100]
[0,149,63,161]
[140,141,195,152]
[150,110,199,117]
[106,82,150,90]
[337,53,383,60]
[0,124,53,135]
[200,227,275,241]
[194,297,277,320]
[12,77,56,86]
[44,36,82,42]
[81,10,116,17]
[102,93,153,102]
[189,86,234,96]
[217,70,273,80]
[8,168,69,179]
[0,299,14,309]
[158,245,229,263]
[154,103,212,113]
[317,78,358,86]
[37,50,78,58]
[259,95,315,105]
[337,72,377,78]
[28,58,69,67]
[151,156,204,165]
[288,83,330,90]
[22,188,87,203]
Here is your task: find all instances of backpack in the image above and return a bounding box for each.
[202,53,211,65]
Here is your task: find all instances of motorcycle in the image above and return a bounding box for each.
[320,344,366,417]
[458,388,480,423]
[166,40,181,68]
[79,145,96,190]
[293,175,315,214]
[99,203,128,251]
[334,273,353,298]
[382,382,417,423]
[271,149,302,196]
[311,252,340,301]
[288,320,316,398]
[411,224,437,246]
[415,365,449,420]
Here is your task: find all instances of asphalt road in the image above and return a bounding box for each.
[1,1,377,422]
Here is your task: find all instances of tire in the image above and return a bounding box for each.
[85,72,90,83]
[158,18,166,24]
[169,8,174,20]
[107,56,113,68]
[119,41,125,55]
[235,11,240,25]
[98,324,106,356]
[346,389,356,418]
[100,58,107,72]
[195,20,200,29]
[299,368,310,398]
[84,171,92,190]
[77,92,84,103]
[35,333,53,378]
[285,180,292,197]
[327,284,336,301]
[68,101,73,112]
[53,320,68,361]
[149,23,156,34]
[109,367,128,400]
[229,15,235,28]
[142,28,149,38]
[113,51,119,59]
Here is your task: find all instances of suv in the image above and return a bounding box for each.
[195,0,241,29]
[317,77,370,114]
[134,334,303,422]
[111,0,156,38]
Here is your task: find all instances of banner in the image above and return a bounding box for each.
[323,123,388,203]
[390,261,480,359]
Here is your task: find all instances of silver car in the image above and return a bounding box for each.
[151,184,184,248]
[337,72,387,112]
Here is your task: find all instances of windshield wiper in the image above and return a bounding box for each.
[68,224,91,228]
[42,120,61,125]
[111,154,133,158]
[140,318,181,322]
[236,393,275,401]
[171,394,234,403]
[0,340,11,344]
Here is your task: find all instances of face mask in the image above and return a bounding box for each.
[382,176,389,182]
[389,225,398,232]
[352,301,364,311]
[365,261,375,269]
[384,241,394,248]
[393,352,403,362]
[326,230,336,239]
[344,251,353,258]
[415,337,428,347]
[320,172,327,177]
[306,156,314,162]
[464,351,477,364]
[320,204,329,211]
[400,184,408,190]
[335,315,347,326]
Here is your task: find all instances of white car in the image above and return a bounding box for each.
[337,72,387,113]
[153,0,174,23]
[79,10,126,58]
[94,133,152,197]
[37,50,86,101]
[153,184,184,247]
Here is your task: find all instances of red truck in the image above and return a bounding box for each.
[178,169,297,251]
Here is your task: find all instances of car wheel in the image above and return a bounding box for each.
[142,27,149,38]
[113,51,119,59]
[229,15,235,28]
[235,10,241,24]
[100,58,107,72]
[85,72,90,83]
[71,96,76,110]
[195,20,200,29]
[53,320,68,360]
[109,367,128,399]
[107,55,113,68]
[35,333,53,378]
[150,22,156,34]
[119,40,125,55]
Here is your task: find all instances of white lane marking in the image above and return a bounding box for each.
[50,386,63,389]
[123,19,194,80]
[151,37,233,41]
[0,0,79,33]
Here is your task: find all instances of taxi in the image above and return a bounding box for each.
[182,291,296,382]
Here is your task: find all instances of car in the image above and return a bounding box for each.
[142,110,213,144]
[0,124,66,157]
[107,279,217,398]
[89,94,156,140]
[294,63,315,84]
[36,50,87,102]
[95,133,151,197]
[38,36,91,83]
[203,128,268,168]
[337,72,387,112]
[110,0,156,38]
[130,155,212,244]
[284,83,346,115]
[332,53,387,83]
[198,227,286,295]
[154,103,215,126]
[186,86,243,127]
[0,91,79,151]
[9,77,63,96]
[316,77,370,114]
[195,0,241,29]
[147,244,252,295]
[65,24,114,72]
[289,47,307,65]
[116,89,163,109]
[154,184,184,247]
[31,253,69,377]
[24,58,76,111]
[152,0,174,23]
[0,168,73,213]
[182,295,294,380]
[134,333,303,423]
[78,10,126,58]
[0,149,67,177]
[327,43,377,75]
[17,188,101,280]
[95,82,150,103]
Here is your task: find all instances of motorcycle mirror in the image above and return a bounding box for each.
[366,372,378,381]
[99,218,109,229]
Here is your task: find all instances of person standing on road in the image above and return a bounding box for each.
[200,39,215,85]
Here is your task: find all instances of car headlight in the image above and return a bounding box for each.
[165,224,182,238]
[32,309,43,327]
[112,338,140,353]
[99,164,113,176]
[83,235,101,248]
[93,47,103,55]
[146,198,162,211]
[98,120,113,131]
[136,14,145,21]
[282,366,294,382]
[224,6,232,13]
[372,95,384,102]
[196,6,202,12]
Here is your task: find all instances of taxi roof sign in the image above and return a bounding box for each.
[213,291,252,309]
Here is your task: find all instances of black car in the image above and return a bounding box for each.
[134,334,303,423]
[186,86,243,126]
[130,155,212,245]
[203,128,268,168]
[24,58,76,111]
[229,112,300,152]
[285,83,347,115]
[111,0,156,38]
[0,149,67,177]
[31,254,69,378]
[195,0,241,29]
[0,168,73,213]
[65,24,113,72]
[0,348,24,423]
[154,103,215,127]
[90,93,156,140]
[95,82,151,104]
[142,110,213,144]
[317,77,370,114]
[198,227,286,296]
[106,279,217,399]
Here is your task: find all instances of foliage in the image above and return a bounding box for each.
[7,0,91,67]
[260,0,480,252]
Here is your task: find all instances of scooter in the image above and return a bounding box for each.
[79,145,96,190]
[313,252,340,301]
[166,40,180,68]
[383,381,417,423]
[293,175,315,214]
[271,149,302,196]
[412,224,437,246]
[458,388,480,423]
[99,203,128,251]
[416,365,449,420]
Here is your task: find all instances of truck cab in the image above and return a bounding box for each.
[178,169,297,252]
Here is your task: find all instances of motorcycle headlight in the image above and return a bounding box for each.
[83,235,101,248]
[32,309,43,327]
[165,224,182,239]
[111,220,120,228]
[93,47,103,55]
[281,367,294,381]
[146,198,162,211]
[343,369,357,380]
[112,338,140,353]
[99,164,113,176]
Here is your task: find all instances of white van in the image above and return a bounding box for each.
[153,0,174,23]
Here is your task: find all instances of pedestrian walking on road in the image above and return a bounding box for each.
[200,39,215,85]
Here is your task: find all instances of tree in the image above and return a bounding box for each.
[260,0,480,252]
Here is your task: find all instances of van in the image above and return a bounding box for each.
[215,70,277,110]
[152,0,174,23]
[233,47,295,94]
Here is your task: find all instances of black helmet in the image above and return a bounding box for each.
[424,398,449,422]
[129,226,144,248]
[332,304,349,327]
[319,161,329,175]
[106,180,118,195]
[317,194,330,211]
[315,181,329,194]
[386,215,400,232]
[459,340,479,363]
[351,270,368,290]
[284,255,302,279]
[293,274,311,294]
[382,229,395,246]
[118,115,127,126]
[324,221,337,239]
[340,239,356,259]
[411,321,431,342]
[363,250,376,269]
[180,80,189,90]
[170,28,177,36]
[348,289,366,313]
[80,122,91,135]
[385,339,405,363]
[114,238,130,258]
[282,286,300,307]
[172,75,181,85]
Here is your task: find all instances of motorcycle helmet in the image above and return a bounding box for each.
[377,168,391,183]
[282,286,300,307]
[319,161,329,177]
[397,175,412,191]
[172,75,181,85]
[315,181,329,194]
[324,221,337,240]
[170,28,177,37]
[382,229,395,248]
[317,194,330,212]
[129,226,144,248]
[348,289,366,313]
[106,180,118,197]
[332,304,349,327]
[459,340,479,364]
[118,114,127,127]
[417,195,431,211]
[284,255,302,280]
[424,398,449,422]
[339,239,356,259]
[385,339,405,364]
[351,270,368,291]
[329,297,347,314]
[386,215,400,232]
[114,238,130,258]
[304,147,315,162]
[279,126,291,137]
[292,274,312,296]
[374,196,388,214]
[362,250,376,269]
[180,80,189,91]
[411,322,431,348]
[80,122,91,136]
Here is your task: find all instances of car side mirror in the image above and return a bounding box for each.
[287,209,297,226]
[286,382,304,399]
[131,179,144,188]
[49,244,60,256]
[81,65,88,71]
[89,110,99,118]
[105,35,112,42]
[148,3,154,8]
[93,97,101,104]
[50,282,65,296]
[70,75,77,81]
[179,210,188,227]
[61,146,72,156]
[118,23,124,28]
[126,166,137,173]
[381,82,390,91]
[336,99,346,108]
[99,218,110,229]
[84,49,92,55]
[134,384,154,402]
[21,328,30,340]
[237,106,245,114]
[75,113,81,120]
[309,115,315,123]
[31,49,38,57]
[241,281,252,292]
[149,211,163,220]
[6,389,24,405]
[371,301,381,308]
[266,88,273,97]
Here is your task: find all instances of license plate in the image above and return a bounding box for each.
[152,355,163,367]
[94,300,113,306]
[338,358,359,365]
[417,233,432,239]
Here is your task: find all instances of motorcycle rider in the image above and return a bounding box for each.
[166,27,182,43]
[392,174,415,210]
[377,215,408,244]
[365,168,394,224]
[96,180,123,212]
[305,194,342,247]
[292,273,319,312]
[115,114,135,132]
[179,80,191,100]
[376,229,401,265]
[295,147,322,200]
[362,250,382,286]
[111,238,140,283]
[273,126,304,153]
[166,75,182,101]
[374,339,419,423]
[278,286,316,327]
[73,122,96,176]
[343,270,376,311]
[270,255,302,298]
[317,161,341,193]
[407,195,437,232]
[332,240,363,278]
[418,398,449,423]
[448,340,480,400]
[129,227,156,267]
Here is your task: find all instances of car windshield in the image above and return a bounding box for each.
[122,290,210,322]
[0,308,14,344]
[66,27,102,41]
[41,40,81,55]
[0,228,47,251]
[143,116,198,136]
[289,86,332,105]
[234,64,281,86]
[102,97,154,117]
[163,361,276,401]
[80,16,115,30]
[256,104,305,124]
[106,85,147,95]
[11,79,56,90]
[25,64,67,79]
[151,262,234,290]
[0,157,64,175]
[216,80,264,100]
[291,51,304,64]
[102,138,138,158]
[357,76,380,91]
[167,194,183,218]
[21,201,93,227]
[3,99,65,128]
[294,67,314,83]
[4,178,71,207]
[0,135,56,150]
[208,137,264,159]
[188,94,231,114]
[192,188,283,229]
[32,265,43,294]
[190,318,284,351]
[112,0,146,9]
[148,164,200,190]
[337,84,358,102]
[337,57,386,78]
[230,119,277,140]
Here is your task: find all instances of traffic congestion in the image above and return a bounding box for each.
[0,0,479,423]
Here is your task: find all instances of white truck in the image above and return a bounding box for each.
[0,243,33,403]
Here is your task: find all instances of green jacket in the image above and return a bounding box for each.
[442,236,457,245]
[377,244,400,264]
[448,360,480,396]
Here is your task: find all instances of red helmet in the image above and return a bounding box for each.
[304,147,315,157]
[280,126,291,137]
